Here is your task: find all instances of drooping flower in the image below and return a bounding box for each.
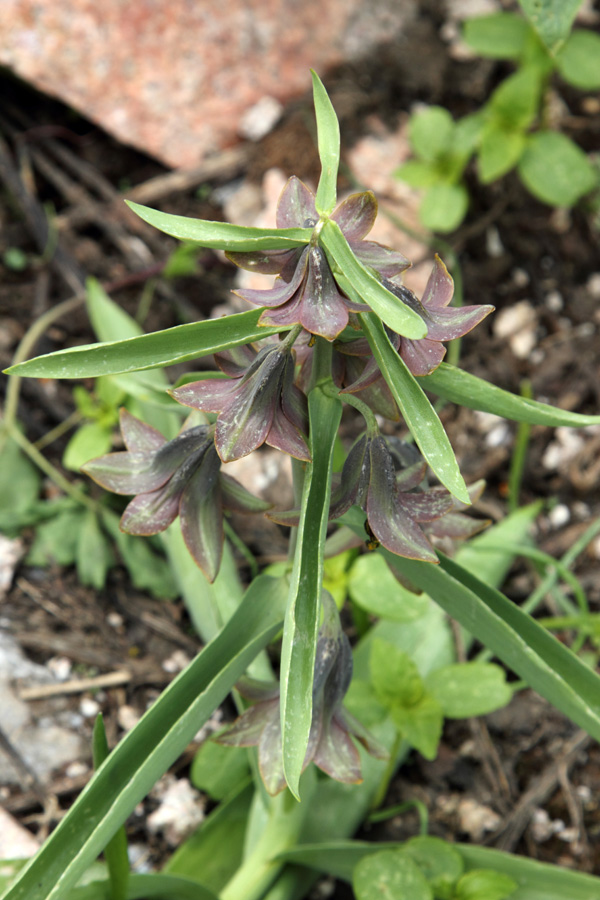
[339,256,494,396]
[82,409,269,581]
[169,343,310,463]
[216,592,387,795]
[227,176,411,342]
[270,433,454,563]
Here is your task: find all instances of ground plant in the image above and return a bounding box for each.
[2,66,600,900]
[396,2,600,231]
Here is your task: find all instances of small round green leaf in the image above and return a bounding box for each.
[403,836,464,897]
[478,125,525,183]
[348,554,429,622]
[353,850,433,900]
[420,183,469,233]
[518,132,598,207]
[556,30,600,89]
[409,107,455,163]
[455,868,518,900]
[426,662,513,718]
[463,13,530,59]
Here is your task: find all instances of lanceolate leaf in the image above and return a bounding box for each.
[126,201,311,250]
[389,552,600,744]
[279,839,600,898]
[360,315,470,504]
[5,310,286,379]
[322,223,427,339]
[421,363,600,427]
[280,387,342,798]
[3,576,286,900]
[517,0,581,52]
[311,70,340,215]
[69,872,218,900]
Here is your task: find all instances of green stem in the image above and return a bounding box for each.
[368,799,429,835]
[33,409,83,450]
[370,730,403,812]
[339,390,379,434]
[508,379,533,513]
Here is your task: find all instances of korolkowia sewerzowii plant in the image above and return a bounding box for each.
[5,68,600,900]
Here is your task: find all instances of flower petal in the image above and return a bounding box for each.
[329,435,367,520]
[236,676,280,702]
[119,409,166,452]
[170,378,236,412]
[233,250,307,309]
[216,699,277,747]
[120,483,181,534]
[421,254,454,308]
[337,708,389,759]
[215,344,257,377]
[399,337,446,376]
[276,176,317,229]
[220,473,271,513]
[352,241,411,278]
[299,246,350,340]
[401,487,454,522]
[423,304,495,341]
[258,703,287,795]
[313,716,363,784]
[82,451,160,495]
[332,191,377,241]
[179,448,224,580]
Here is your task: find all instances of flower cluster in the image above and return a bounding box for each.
[216,592,387,794]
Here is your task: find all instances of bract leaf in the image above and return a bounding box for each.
[360,315,470,504]
[311,70,340,215]
[126,201,311,250]
[280,387,342,797]
[421,363,600,426]
[6,310,286,379]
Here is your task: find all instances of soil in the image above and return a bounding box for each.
[1,6,600,892]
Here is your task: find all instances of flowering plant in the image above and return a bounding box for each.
[4,71,600,900]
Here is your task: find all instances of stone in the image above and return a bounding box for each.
[2,0,417,169]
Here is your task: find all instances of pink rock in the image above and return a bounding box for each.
[3,0,416,169]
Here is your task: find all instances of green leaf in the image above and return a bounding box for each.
[280,387,342,797]
[322,222,427,338]
[2,575,286,900]
[27,507,83,568]
[391,694,443,760]
[311,70,340,215]
[478,124,526,183]
[348,553,429,622]
[126,201,311,250]
[420,362,600,426]
[488,67,541,129]
[101,510,177,600]
[76,509,114,590]
[360,315,470,504]
[419,182,469,232]
[370,640,425,709]
[517,0,582,52]
[92,715,129,900]
[63,422,113,472]
[518,131,597,207]
[394,160,439,189]
[69,872,218,900]
[426,663,513,718]
[556,30,600,89]
[0,434,41,526]
[409,107,455,163]
[5,310,286,379]
[353,850,433,900]
[455,868,517,900]
[403,836,464,898]
[390,553,600,745]
[463,13,530,59]
[190,741,249,801]
[165,784,253,892]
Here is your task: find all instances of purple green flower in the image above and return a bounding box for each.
[227,176,411,341]
[82,409,269,581]
[216,593,387,795]
[170,343,310,463]
[271,433,455,563]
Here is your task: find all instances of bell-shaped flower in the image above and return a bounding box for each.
[216,593,387,795]
[170,343,310,463]
[271,433,454,563]
[227,176,411,342]
[82,409,269,581]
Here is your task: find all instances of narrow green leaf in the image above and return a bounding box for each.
[280,387,342,797]
[322,222,427,339]
[478,124,526,183]
[556,30,600,89]
[390,552,600,744]
[92,715,129,900]
[488,67,541,129]
[517,0,582,52]
[126,201,311,249]
[69,872,218,900]
[518,132,597,207]
[311,70,340,215]
[462,12,530,59]
[5,310,286,379]
[360,315,469,504]
[3,575,286,900]
[421,363,600,426]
